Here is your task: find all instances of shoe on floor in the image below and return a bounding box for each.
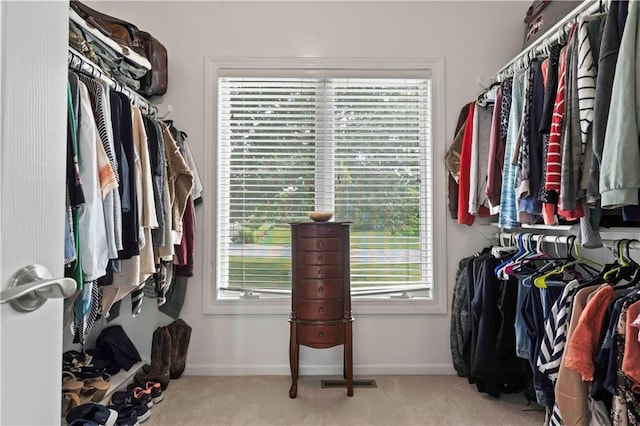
[115,385,153,409]
[110,390,151,423]
[67,420,101,426]
[66,403,118,426]
[130,380,164,404]
[108,403,143,426]
[109,400,150,424]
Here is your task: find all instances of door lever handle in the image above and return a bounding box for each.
[0,264,76,312]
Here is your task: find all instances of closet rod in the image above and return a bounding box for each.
[496,232,572,246]
[493,0,602,82]
[67,47,157,116]
[497,232,640,250]
[602,240,640,250]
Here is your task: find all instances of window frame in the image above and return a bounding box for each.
[203,57,448,315]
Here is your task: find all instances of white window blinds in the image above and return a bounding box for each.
[217,75,433,298]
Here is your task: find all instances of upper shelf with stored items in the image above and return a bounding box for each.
[449,0,640,248]
[69,0,168,97]
[493,0,603,83]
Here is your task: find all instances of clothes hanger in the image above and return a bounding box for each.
[530,235,562,288]
[571,236,603,275]
[603,239,640,284]
[602,239,630,281]
[498,233,544,279]
[533,236,601,288]
[509,234,552,275]
[494,233,525,279]
[501,234,535,277]
[491,233,516,259]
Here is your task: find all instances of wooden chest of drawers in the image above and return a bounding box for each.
[288,222,353,398]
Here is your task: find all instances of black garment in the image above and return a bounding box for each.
[110,91,139,259]
[524,60,545,211]
[143,115,166,247]
[90,325,142,375]
[451,255,474,377]
[539,45,563,135]
[462,255,481,382]
[496,276,531,392]
[469,255,503,396]
[466,254,529,397]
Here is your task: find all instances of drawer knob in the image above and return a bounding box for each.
[318,255,324,261]
[318,268,323,276]
[318,286,324,293]
[319,307,324,315]
[318,331,324,338]
[318,242,324,249]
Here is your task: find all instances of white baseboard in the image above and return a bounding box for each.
[184,363,456,376]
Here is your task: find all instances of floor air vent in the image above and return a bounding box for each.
[321,379,377,389]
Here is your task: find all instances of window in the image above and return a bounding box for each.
[203,58,447,314]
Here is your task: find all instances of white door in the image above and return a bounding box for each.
[1,2,69,424]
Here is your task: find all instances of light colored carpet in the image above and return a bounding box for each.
[144,375,545,425]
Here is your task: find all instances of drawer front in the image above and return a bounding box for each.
[298,224,342,238]
[298,279,343,300]
[297,251,342,266]
[296,238,342,252]
[298,300,344,320]
[298,265,342,279]
[299,324,342,346]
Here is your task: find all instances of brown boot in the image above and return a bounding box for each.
[135,326,172,390]
[167,319,191,379]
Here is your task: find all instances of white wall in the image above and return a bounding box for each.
[84,1,529,375]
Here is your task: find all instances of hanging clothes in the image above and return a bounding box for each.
[485,84,504,215]
[600,0,640,211]
[457,103,477,226]
[469,91,495,216]
[76,80,109,282]
[588,0,628,207]
[67,49,200,324]
[445,103,472,220]
[78,75,122,260]
[498,73,524,229]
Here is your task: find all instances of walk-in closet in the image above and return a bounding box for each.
[2,1,640,425]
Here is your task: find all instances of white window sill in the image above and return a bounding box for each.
[202,296,446,315]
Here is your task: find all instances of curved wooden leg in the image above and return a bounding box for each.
[289,321,298,398]
[345,321,353,397]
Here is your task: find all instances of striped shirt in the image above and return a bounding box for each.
[576,16,597,148]
[542,45,567,196]
[540,43,568,229]
[537,279,581,382]
[560,16,599,214]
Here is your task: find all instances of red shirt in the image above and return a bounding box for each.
[457,103,476,226]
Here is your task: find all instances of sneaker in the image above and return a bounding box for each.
[66,403,118,426]
[139,381,164,404]
[108,403,147,425]
[110,391,152,423]
[109,405,140,426]
[114,387,152,410]
[126,383,153,408]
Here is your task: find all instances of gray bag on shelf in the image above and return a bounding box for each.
[523,0,583,48]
